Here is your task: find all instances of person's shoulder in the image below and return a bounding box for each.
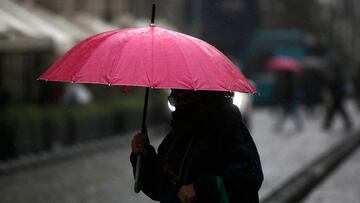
[157,132,175,153]
[223,105,243,125]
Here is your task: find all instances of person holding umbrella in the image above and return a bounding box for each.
[37,4,262,202]
[131,89,263,203]
[266,56,304,132]
[273,70,304,132]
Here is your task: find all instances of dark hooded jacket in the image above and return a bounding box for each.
[130,95,263,203]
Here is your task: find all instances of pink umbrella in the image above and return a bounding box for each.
[266,56,302,73]
[38,4,255,193]
[39,26,255,93]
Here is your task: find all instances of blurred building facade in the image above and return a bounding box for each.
[2,0,357,103]
[259,0,360,69]
[0,0,174,160]
[1,0,263,104]
[3,0,359,160]
[184,0,260,56]
[17,0,186,29]
[320,0,360,68]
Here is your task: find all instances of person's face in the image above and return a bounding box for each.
[168,89,198,108]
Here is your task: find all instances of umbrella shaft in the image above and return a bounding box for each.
[135,87,150,193]
[134,156,142,193]
[141,87,149,133]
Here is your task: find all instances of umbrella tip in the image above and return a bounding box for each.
[150,3,156,25]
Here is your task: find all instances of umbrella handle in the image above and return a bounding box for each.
[134,155,142,193]
[134,87,150,193]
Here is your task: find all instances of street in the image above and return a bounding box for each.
[303,143,360,203]
[0,102,359,203]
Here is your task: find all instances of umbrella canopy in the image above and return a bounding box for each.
[38,25,256,93]
[266,56,302,73]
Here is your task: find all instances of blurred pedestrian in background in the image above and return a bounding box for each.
[273,71,304,132]
[322,62,353,131]
[131,89,263,203]
[61,83,94,145]
[62,83,93,105]
[300,57,326,116]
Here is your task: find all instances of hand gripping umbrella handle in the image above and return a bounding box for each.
[134,87,150,193]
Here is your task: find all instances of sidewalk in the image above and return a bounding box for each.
[0,128,165,203]
[0,102,359,203]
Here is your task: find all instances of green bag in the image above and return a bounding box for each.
[215,176,230,203]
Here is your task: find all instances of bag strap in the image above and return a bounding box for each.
[216,176,230,203]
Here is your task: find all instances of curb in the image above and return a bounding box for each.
[0,126,165,176]
[261,130,360,203]
[0,134,130,176]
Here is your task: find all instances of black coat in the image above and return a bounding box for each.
[130,102,263,203]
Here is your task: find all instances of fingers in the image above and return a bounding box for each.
[177,194,193,203]
[178,196,191,203]
[177,184,196,203]
[131,132,149,155]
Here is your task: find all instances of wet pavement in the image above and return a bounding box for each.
[252,104,359,201]
[0,102,359,203]
[303,147,360,203]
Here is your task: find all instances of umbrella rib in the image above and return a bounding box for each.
[213,47,246,91]
[107,28,139,85]
[216,48,253,92]
[184,37,214,90]
[193,39,232,91]
[187,37,248,92]
[150,26,154,87]
[44,31,116,81]
[170,31,195,89]
[157,29,171,88]
[72,31,120,83]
